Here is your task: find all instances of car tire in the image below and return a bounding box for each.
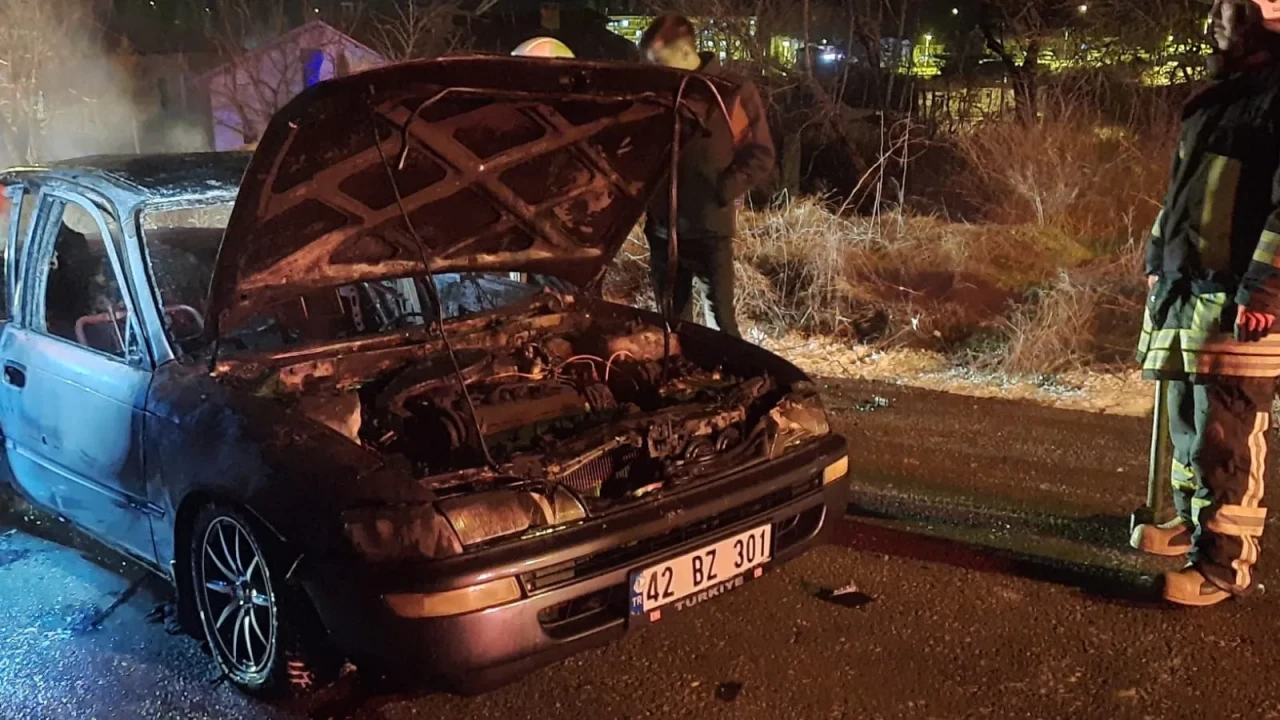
[190,503,336,697]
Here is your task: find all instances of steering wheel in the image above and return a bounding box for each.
[163,304,205,338]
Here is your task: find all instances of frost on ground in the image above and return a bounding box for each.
[757,332,1153,417]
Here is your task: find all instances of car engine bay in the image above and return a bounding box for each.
[299,317,805,503]
[215,288,831,552]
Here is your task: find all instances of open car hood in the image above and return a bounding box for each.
[208,56,736,337]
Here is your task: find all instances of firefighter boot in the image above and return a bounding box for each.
[1130,517,1194,557]
[1163,565,1232,607]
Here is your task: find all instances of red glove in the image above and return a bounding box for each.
[1236,305,1277,342]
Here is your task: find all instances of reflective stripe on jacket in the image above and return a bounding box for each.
[1138,280,1280,380]
[1138,57,1280,380]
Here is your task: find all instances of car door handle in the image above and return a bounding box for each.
[3,363,25,389]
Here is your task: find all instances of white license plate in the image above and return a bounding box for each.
[629,524,772,619]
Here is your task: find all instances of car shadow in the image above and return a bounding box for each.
[829,517,1167,606]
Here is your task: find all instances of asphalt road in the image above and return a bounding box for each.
[3,379,1279,720]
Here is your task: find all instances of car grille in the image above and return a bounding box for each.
[521,472,823,594]
[554,445,641,495]
[536,585,629,639]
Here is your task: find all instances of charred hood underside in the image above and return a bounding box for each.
[208,57,735,338]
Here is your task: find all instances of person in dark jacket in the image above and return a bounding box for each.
[1134,0,1280,607]
[639,14,775,338]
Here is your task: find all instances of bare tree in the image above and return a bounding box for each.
[977,1,1051,123]
[0,0,141,165]
[366,1,472,63]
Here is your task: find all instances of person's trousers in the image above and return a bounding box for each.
[646,231,740,338]
[1167,376,1275,593]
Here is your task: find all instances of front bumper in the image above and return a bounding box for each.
[303,434,849,691]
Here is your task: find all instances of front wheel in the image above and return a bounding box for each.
[190,503,334,696]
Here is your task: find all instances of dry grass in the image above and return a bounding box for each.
[606,198,1108,348]
[953,110,1176,254]
[944,101,1169,373]
[1001,272,1104,374]
[605,201,1146,376]
[603,98,1171,377]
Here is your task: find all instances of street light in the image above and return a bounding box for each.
[951,7,959,16]
[1078,4,1088,13]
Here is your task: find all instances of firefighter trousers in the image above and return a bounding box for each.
[1167,376,1275,593]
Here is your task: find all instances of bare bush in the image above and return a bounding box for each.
[953,80,1179,251]
[1000,271,1102,374]
[603,193,1145,374]
[736,197,861,331]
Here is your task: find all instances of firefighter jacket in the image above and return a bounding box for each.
[645,53,775,240]
[1137,56,1280,381]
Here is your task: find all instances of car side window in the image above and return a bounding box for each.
[40,200,139,361]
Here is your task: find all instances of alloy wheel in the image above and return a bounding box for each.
[198,515,278,679]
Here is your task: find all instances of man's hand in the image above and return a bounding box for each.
[1147,275,1159,291]
[1236,305,1277,342]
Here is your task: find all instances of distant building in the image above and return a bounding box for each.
[201,19,384,151]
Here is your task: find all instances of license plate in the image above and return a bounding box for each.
[629,524,772,620]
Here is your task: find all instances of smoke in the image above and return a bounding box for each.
[0,0,146,165]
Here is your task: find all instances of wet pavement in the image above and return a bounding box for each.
[2,379,1279,720]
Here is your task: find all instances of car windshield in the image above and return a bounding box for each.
[139,202,569,357]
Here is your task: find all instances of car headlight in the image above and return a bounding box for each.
[341,504,464,561]
[769,392,831,438]
[436,486,587,547]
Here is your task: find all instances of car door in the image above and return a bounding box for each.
[0,181,33,490]
[0,186,157,563]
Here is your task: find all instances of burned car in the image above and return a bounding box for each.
[0,57,848,695]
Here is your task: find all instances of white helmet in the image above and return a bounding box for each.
[512,36,575,58]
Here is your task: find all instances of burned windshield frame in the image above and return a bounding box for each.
[135,195,579,359]
[134,197,235,358]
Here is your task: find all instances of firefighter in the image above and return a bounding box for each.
[639,14,775,339]
[1133,0,1280,606]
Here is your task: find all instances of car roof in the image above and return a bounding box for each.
[10,152,252,202]
[50,152,251,194]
